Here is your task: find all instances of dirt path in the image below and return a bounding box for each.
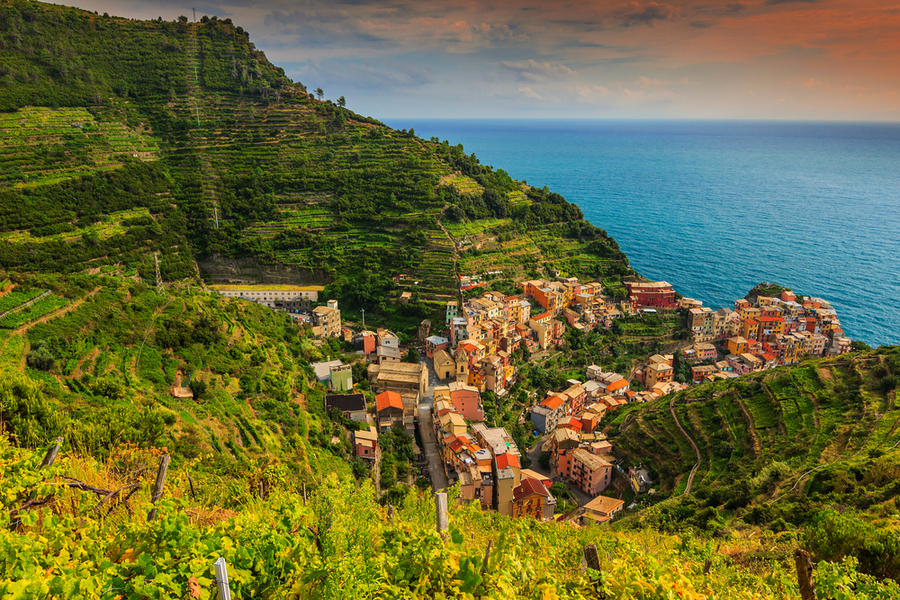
[733,391,763,458]
[669,396,702,496]
[14,288,99,336]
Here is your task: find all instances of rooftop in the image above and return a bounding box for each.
[513,477,550,502]
[376,390,403,412]
[312,359,344,380]
[209,284,325,291]
[572,448,612,471]
[324,393,366,413]
[583,495,625,516]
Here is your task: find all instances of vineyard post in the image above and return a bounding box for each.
[388,504,395,520]
[39,437,63,467]
[435,492,448,536]
[187,472,197,500]
[147,454,170,522]
[795,549,817,600]
[213,557,232,600]
[302,482,307,505]
[703,541,721,575]
[583,544,602,593]
[482,540,493,574]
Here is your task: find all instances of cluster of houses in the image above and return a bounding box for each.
[531,364,688,435]
[679,289,853,383]
[430,384,563,521]
[436,275,654,397]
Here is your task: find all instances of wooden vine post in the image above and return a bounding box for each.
[482,540,493,574]
[147,454,170,522]
[583,544,602,594]
[435,492,448,536]
[795,549,817,600]
[39,437,63,468]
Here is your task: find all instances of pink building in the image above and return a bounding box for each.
[449,382,484,421]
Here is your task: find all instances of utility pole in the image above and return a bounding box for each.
[361,308,365,329]
[154,252,164,296]
[214,206,219,229]
[194,66,198,82]
[195,105,200,126]
[192,7,196,22]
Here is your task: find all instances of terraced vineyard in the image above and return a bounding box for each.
[0,107,159,188]
[0,2,633,308]
[0,289,43,314]
[0,294,67,329]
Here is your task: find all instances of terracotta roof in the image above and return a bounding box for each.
[376,391,403,412]
[448,437,465,453]
[541,395,565,410]
[583,495,624,516]
[496,453,520,469]
[512,477,550,502]
[558,416,583,431]
[606,379,629,392]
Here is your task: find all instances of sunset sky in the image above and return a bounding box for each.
[71,0,900,120]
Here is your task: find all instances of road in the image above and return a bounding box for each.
[417,357,449,491]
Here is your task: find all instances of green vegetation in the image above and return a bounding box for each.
[0,292,66,328]
[610,347,900,579]
[6,435,900,599]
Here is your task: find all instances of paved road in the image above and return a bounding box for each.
[417,357,449,491]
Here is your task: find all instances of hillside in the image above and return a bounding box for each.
[6,435,900,599]
[609,347,900,577]
[0,272,360,469]
[0,0,632,321]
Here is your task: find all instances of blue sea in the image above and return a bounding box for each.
[384,119,900,347]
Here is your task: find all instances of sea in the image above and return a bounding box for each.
[383,119,900,347]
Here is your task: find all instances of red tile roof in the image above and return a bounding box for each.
[558,416,583,431]
[513,477,550,502]
[496,453,520,469]
[541,396,565,410]
[376,391,403,412]
[606,379,629,392]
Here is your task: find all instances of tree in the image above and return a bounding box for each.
[337,96,346,107]
[539,452,551,470]
[315,87,324,101]
[404,347,419,363]
[26,342,54,371]
[189,378,208,400]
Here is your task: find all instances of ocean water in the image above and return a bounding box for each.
[384,119,900,347]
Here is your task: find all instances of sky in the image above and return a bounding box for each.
[67,0,900,120]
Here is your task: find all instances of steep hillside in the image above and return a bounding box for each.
[0,272,352,474]
[0,0,632,313]
[610,347,900,577]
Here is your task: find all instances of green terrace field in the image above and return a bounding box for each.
[0,288,43,314]
[609,347,900,574]
[0,293,67,329]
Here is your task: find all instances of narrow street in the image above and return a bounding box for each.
[417,357,449,491]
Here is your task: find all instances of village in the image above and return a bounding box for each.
[209,275,854,525]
